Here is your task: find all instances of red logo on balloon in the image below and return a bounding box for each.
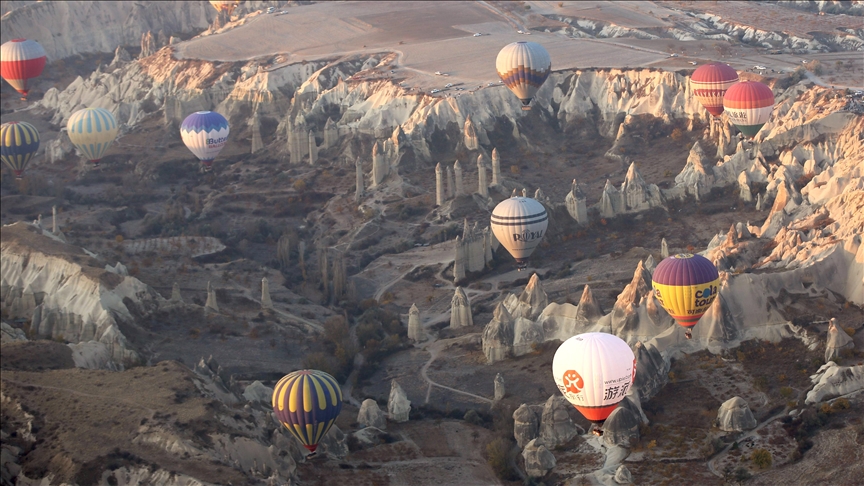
[562,370,584,394]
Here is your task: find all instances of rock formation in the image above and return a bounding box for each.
[205,281,219,313]
[676,141,714,197]
[539,396,579,448]
[355,157,365,203]
[463,115,479,151]
[633,341,669,401]
[319,424,349,459]
[601,406,640,448]
[513,404,540,448]
[715,397,756,432]
[600,179,623,219]
[806,362,864,404]
[170,282,183,303]
[491,148,501,186]
[243,381,274,404]
[482,302,515,363]
[454,221,495,282]
[307,131,318,164]
[576,284,604,323]
[449,287,473,329]
[435,163,444,206]
[261,277,272,309]
[454,160,464,196]
[277,235,290,269]
[323,118,338,150]
[387,380,411,423]
[357,399,387,429]
[494,373,505,401]
[522,439,556,477]
[446,165,455,200]
[614,465,633,484]
[371,142,388,186]
[825,318,854,362]
[407,304,422,342]
[477,154,488,198]
[620,162,665,213]
[565,179,589,225]
[660,238,669,258]
[507,273,548,320]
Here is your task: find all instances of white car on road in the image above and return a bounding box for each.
[473,33,482,37]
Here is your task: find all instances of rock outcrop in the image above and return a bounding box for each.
[565,179,589,224]
[633,341,669,401]
[825,318,854,362]
[319,424,349,459]
[407,303,422,342]
[805,363,864,404]
[387,380,411,423]
[1,223,154,366]
[450,287,473,329]
[715,396,756,432]
[357,399,387,429]
[539,396,579,448]
[494,373,505,401]
[513,403,540,448]
[482,302,515,364]
[522,439,556,477]
[243,381,274,404]
[601,406,640,448]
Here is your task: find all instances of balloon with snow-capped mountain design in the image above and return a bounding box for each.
[180,111,230,169]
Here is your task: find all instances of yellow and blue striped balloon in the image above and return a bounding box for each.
[1,121,39,178]
[272,369,343,453]
[66,107,118,165]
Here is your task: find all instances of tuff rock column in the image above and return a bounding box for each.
[205,281,219,313]
[435,163,444,206]
[308,131,317,165]
[355,157,365,203]
[477,155,488,198]
[454,160,464,196]
[408,304,422,341]
[446,166,455,200]
[491,148,501,186]
[261,277,272,309]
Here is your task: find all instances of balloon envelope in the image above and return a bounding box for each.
[496,41,551,110]
[552,332,635,423]
[490,196,548,265]
[690,62,738,117]
[66,108,119,164]
[180,111,230,168]
[1,121,39,178]
[272,369,343,453]
[651,253,720,329]
[0,39,47,100]
[723,81,775,138]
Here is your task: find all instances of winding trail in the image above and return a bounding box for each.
[419,335,493,405]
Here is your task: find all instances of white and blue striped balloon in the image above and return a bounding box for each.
[180,111,229,168]
[66,107,119,164]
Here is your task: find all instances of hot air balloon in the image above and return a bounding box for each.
[552,332,635,432]
[722,80,775,139]
[209,0,240,17]
[690,62,738,118]
[1,39,47,101]
[490,196,548,270]
[180,111,230,170]
[496,41,551,111]
[67,108,119,167]
[1,121,39,179]
[651,253,720,339]
[272,369,343,455]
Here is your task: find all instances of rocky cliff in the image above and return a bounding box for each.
[0,222,163,366]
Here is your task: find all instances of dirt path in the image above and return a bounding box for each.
[419,336,493,405]
[3,378,158,416]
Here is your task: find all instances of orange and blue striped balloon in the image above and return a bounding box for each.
[496,41,551,110]
[1,121,39,178]
[272,369,343,453]
[651,253,720,329]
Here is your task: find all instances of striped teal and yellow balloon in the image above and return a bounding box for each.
[272,369,343,454]
[66,107,118,166]
[1,121,39,178]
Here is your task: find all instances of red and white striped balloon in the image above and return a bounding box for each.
[0,39,47,101]
[690,62,738,118]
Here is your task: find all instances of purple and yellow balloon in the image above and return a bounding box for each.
[651,253,720,339]
[271,369,342,456]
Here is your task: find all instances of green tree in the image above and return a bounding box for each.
[751,448,772,469]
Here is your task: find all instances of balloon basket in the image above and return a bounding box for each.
[515,262,528,271]
[590,425,603,437]
[684,330,693,340]
[305,451,318,459]
[521,106,531,111]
